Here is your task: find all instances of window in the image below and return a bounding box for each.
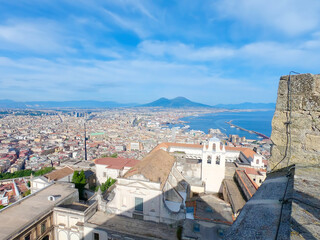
[94,232,100,240]
[216,156,220,165]
[103,172,106,177]
[256,159,259,165]
[207,156,212,164]
[24,234,31,240]
[193,222,200,232]
[41,221,46,234]
[135,197,143,212]
[259,179,262,183]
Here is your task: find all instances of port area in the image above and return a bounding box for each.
[225,121,270,139]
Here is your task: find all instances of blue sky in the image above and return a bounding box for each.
[0,0,320,104]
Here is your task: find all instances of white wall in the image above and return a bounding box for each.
[251,155,264,168]
[106,176,185,224]
[31,177,50,193]
[96,164,120,185]
[201,140,226,193]
[107,177,162,222]
[168,146,202,156]
[225,151,240,162]
[54,209,84,240]
[239,152,264,168]
[248,173,266,186]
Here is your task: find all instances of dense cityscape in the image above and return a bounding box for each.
[0,108,272,174]
[1,0,319,239]
[0,106,275,238]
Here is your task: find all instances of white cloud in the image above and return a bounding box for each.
[138,40,235,61]
[0,56,272,103]
[215,0,320,36]
[138,39,320,71]
[103,9,149,38]
[110,0,158,22]
[0,20,71,53]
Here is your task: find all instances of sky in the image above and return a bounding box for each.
[0,0,320,105]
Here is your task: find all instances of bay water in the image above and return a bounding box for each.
[180,110,275,140]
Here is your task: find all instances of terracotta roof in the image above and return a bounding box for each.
[45,166,74,181]
[225,146,247,152]
[239,167,262,176]
[94,157,139,170]
[241,148,256,159]
[123,149,175,189]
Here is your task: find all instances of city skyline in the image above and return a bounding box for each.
[1,0,320,104]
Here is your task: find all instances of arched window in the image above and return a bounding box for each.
[207,156,212,164]
[216,156,220,165]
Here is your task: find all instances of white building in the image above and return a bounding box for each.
[30,176,51,193]
[104,149,187,224]
[153,138,226,193]
[54,201,97,240]
[94,157,139,184]
[115,145,126,152]
[130,142,140,151]
[201,137,226,193]
[239,148,264,168]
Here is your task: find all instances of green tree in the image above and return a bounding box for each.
[22,189,31,197]
[34,167,54,177]
[72,170,86,185]
[0,167,54,180]
[72,170,87,200]
[96,177,116,193]
[100,153,118,158]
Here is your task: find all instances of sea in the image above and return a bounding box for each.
[179,110,275,140]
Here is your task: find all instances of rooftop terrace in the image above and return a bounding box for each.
[0,182,78,240]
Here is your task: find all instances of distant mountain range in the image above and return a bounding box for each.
[0,99,136,109]
[140,97,211,108]
[0,98,275,110]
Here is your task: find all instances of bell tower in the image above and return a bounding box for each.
[201,138,226,193]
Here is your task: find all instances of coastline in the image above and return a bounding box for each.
[168,109,274,140]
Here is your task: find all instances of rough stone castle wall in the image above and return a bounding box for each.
[270,73,320,168]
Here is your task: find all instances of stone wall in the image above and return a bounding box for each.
[270,73,320,239]
[270,73,320,168]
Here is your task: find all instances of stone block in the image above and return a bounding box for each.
[290,74,314,95]
[314,74,320,94]
[270,130,287,147]
[290,95,304,111]
[302,95,320,111]
[271,112,287,131]
[278,78,289,96]
[310,112,320,132]
[291,112,312,131]
[305,134,320,152]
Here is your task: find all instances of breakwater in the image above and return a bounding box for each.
[225,120,270,139]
